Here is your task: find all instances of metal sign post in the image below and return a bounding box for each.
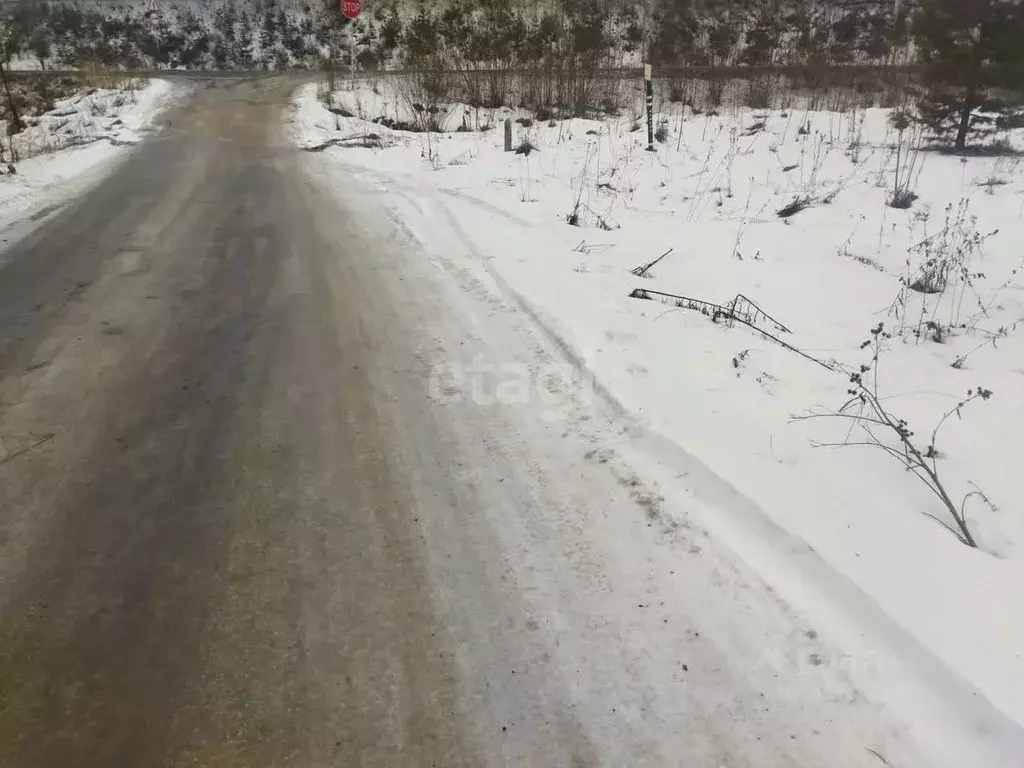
[644,63,654,152]
[341,0,361,81]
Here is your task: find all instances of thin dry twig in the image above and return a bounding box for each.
[631,248,673,278]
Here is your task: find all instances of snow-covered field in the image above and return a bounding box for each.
[0,79,183,237]
[292,79,1024,760]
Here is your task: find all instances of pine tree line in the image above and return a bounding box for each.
[385,0,918,71]
[1,0,332,70]
[0,0,919,72]
[0,0,1021,151]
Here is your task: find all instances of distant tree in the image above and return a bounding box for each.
[220,3,237,38]
[261,4,279,53]
[176,10,209,69]
[139,12,173,68]
[0,21,24,143]
[787,3,827,66]
[741,6,780,67]
[616,5,644,56]
[650,1,697,67]
[212,39,229,68]
[566,0,608,61]
[523,11,561,66]
[282,13,307,61]
[316,0,349,43]
[703,12,741,68]
[51,4,84,42]
[1,0,41,61]
[437,1,469,57]
[826,8,865,63]
[861,7,892,60]
[28,26,50,68]
[914,0,1024,151]
[377,7,402,58]
[405,8,439,61]
[236,11,256,69]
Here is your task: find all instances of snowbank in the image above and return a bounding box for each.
[0,78,184,235]
[292,79,1024,757]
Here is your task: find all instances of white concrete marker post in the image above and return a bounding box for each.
[645,63,655,152]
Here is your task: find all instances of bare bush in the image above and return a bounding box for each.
[318,56,337,104]
[906,200,995,300]
[398,54,454,132]
[886,201,998,345]
[952,322,1018,369]
[889,109,924,209]
[746,75,775,110]
[796,323,993,549]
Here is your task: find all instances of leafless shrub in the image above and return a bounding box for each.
[398,55,454,132]
[795,323,993,549]
[976,157,1018,194]
[514,139,537,156]
[318,56,337,103]
[668,80,686,103]
[889,110,925,209]
[746,75,774,110]
[906,200,995,299]
[707,77,725,109]
[732,187,772,260]
[886,201,999,347]
[567,201,614,230]
[951,323,1018,369]
[890,189,918,209]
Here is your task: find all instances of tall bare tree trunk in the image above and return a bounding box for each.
[956,36,985,153]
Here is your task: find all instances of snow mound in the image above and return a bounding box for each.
[0,78,184,236]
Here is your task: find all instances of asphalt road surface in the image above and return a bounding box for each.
[0,77,932,768]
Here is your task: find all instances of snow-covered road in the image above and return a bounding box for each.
[0,74,1020,766]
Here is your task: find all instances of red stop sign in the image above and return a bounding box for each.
[341,0,361,19]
